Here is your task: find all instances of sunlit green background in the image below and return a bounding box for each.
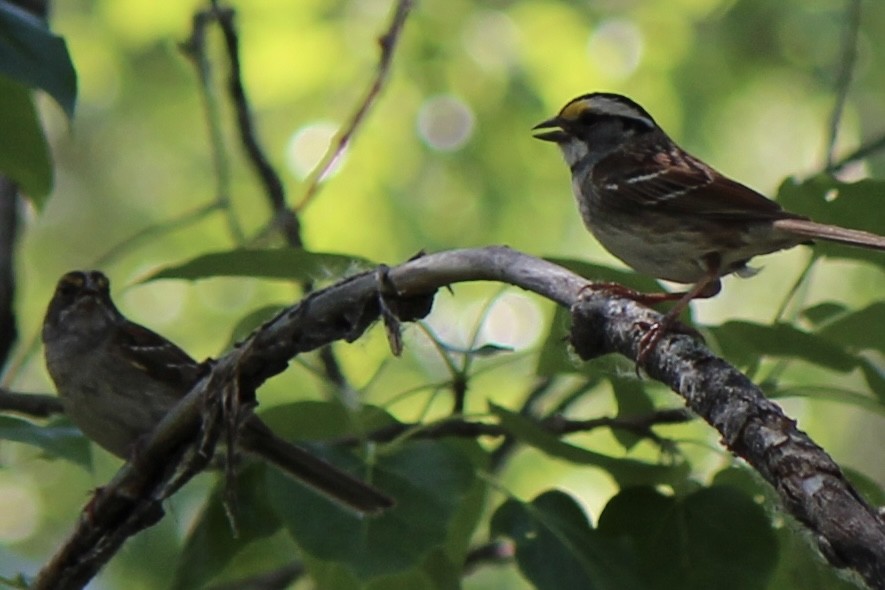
[2,0,884,588]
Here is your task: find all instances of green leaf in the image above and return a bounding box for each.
[801,302,848,327]
[597,486,778,590]
[536,304,579,376]
[170,464,286,590]
[490,403,690,488]
[257,401,395,441]
[0,1,77,117]
[776,176,885,268]
[842,467,885,507]
[490,490,644,590]
[0,416,91,468]
[0,75,52,203]
[440,342,515,357]
[711,465,774,501]
[610,376,656,451]
[544,258,662,292]
[766,384,885,415]
[143,248,374,282]
[817,302,885,355]
[767,520,860,590]
[709,321,861,372]
[267,439,482,585]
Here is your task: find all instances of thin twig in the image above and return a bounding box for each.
[827,132,885,174]
[0,389,64,417]
[210,4,301,247]
[824,0,862,169]
[180,8,246,244]
[463,540,514,573]
[294,0,414,212]
[206,2,362,391]
[0,178,18,369]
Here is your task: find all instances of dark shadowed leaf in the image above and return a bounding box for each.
[0,416,91,468]
[776,176,885,268]
[709,321,861,372]
[171,464,287,590]
[817,302,885,354]
[598,486,778,590]
[491,490,644,590]
[544,258,662,292]
[841,467,885,507]
[490,403,689,488]
[256,401,395,441]
[0,76,52,203]
[801,302,848,327]
[143,249,374,282]
[610,376,656,450]
[767,522,861,590]
[267,438,483,586]
[0,2,77,117]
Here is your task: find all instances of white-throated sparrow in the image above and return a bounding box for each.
[534,92,885,362]
[42,270,393,514]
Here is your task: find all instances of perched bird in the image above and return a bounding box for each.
[534,92,885,361]
[43,270,393,514]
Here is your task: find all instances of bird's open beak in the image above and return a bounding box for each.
[532,117,570,143]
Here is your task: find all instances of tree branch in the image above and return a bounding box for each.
[0,389,63,417]
[208,3,301,247]
[571,292,885,589]
[0,178,18,369]
[33,247,885,590]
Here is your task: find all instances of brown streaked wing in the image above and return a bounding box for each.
[111,321,203,391]
[594,142,801,222]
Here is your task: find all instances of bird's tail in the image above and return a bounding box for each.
[240,418,394,515]
[773,218,885,251]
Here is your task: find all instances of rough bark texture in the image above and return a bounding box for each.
[572,293,885,589]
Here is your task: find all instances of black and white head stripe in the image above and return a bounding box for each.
[558,93,656,128]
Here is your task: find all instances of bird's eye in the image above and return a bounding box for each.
[577,111,602,126]
[93,273,109,292]
[57,274,84,297]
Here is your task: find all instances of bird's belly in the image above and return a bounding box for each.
[50,355,183,459]
[587,221,709,283]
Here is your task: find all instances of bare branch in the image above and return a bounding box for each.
[294,0,414,212]
[209,4,302,247]
[464,540,514,573]
[180,7,246,243]
[827,132,885,175]
[0,389,64,417]
[571,293,885,589]
[0,178,18,369]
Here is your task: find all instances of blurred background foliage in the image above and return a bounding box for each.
[0,0,883,588]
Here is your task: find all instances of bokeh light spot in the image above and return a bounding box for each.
[587,19,643,79]
[416,95,475,152]
[0,475,39,543]
[462,10,520,72]
[285,121,347,180]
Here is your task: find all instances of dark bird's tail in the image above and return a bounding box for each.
[773,218,885,251]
